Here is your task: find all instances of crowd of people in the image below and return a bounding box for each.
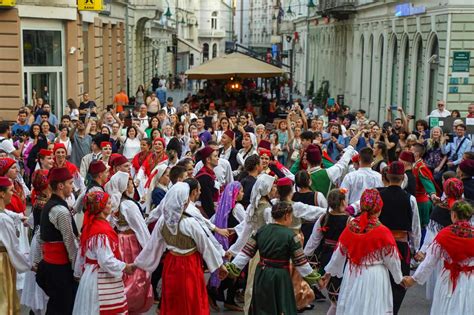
[0,81,473,315]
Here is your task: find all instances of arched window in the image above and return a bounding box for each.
[390,35,398,107]
[211,11,218,30]
[212,43,217,58]
[203,43,209,61]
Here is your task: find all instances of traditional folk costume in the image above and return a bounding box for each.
[306,144,356,198]
[0,157,30,291]
[144,163,168,215]
[413,158,439,228]
[0,177,31,315]
[236,132,258,176]
[135,138,168,199]
[412,219,474,315]
[377,162,421,314]
[258,148,295,181]
[73,191,128,315]
[419,178,462,300]
[196,146,220,218]
[73,161,107,214]
[228,174,275,314]
[134,183,225,315]
[105,171,153,314]
[228,221,320,315]
[36,167,79,315]
[21,170,49,315]
[325,189,403,315]
[304,209,349,307]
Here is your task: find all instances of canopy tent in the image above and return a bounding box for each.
[185,52,285,80]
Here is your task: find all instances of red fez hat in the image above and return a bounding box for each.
[111,155,128,167]
[153,137,166,147]
[0,158,16,176]
[224,130,235,140]
[53,143,66,154]
[200,146,215,161]
[258,148,272,157]
[387,161,405,175]
[276,177,293,187]
[38,149,53,157]
[258,140,271,151]
[460,159,474,177]
[305,144,322,166]
[399,151,415,163]
[88,161,107,175]
[0,176,12,188]
[48,167,73,184]
[351,154,360,163]
[100,141,112,148]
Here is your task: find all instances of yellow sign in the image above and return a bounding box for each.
[0,0,16,7]
[77,0,103,11]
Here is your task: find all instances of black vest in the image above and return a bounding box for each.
[86,180,105,193]
[378,186,412,231]
[40,194,79,242]
[405,170,417,197]
[462,178,474,202]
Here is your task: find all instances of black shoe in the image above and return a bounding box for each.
[313,288,326,302]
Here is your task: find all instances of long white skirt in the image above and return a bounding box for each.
[430,269,474,315]
[336,263,393,315]
[425,259,442,300]
[16,222,30,290]
[20,232,48,314]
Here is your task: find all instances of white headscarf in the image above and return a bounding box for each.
[145,163,169,214]
[163,182,190,235]
[105,171,129,211]
[247,174,275,218]
[248,132,258,149]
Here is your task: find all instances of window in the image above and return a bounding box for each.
[23,30,62,66]
[211,11,218,30]
[189,53,194,66]
[203,43,209,61]
[212,43,217,58]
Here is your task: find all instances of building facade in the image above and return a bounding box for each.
[0,0,173,121]
[275,0,474,119]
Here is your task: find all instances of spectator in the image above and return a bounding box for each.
[66,98,79,121]
[429,100,451,118]
[35,103,59,128]
[451,110,461,118]
[146,92,160,117]
[155,84,167,106]
[113,88,129,113]
[424,126,447,182]
[164,97,176,116]
[69,119,92,166]
[0,121,24,159]
[442,123,472,171]
[135,85,145,106]
[12,109,30,137]
[137,104,150,130]
[79,92,97,121]
[467,103,474,118]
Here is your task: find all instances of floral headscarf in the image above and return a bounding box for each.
[352,189,384,232]
[163,182,190,235]
[444,178,464,209]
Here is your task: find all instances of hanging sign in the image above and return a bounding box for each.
[452,51,471,78]
[77,0,103,11]
[0,0,16,7]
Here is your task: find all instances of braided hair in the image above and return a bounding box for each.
[321,188,347,230]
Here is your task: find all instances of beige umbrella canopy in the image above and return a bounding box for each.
[185,52,285,80]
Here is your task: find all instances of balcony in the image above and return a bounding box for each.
[198,29,226,38]
[318,0,356,19]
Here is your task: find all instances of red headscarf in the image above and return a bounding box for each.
[80,191,120,259]
[337,189,399,266]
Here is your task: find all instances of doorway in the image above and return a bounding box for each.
[25,72,62,113]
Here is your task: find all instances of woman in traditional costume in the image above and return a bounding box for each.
[225,201,321,315]
[0,157,30,291]
[227,174,275,314]
[135,138,168,199]
[130,138,151,178]
[322,189,403,315]
[0,176,31,315]
[403,200,474,315]
[20,170,50,315]
[416,178,462,300]
[144,163,169,215]
[134,182,228,315]
[105,171,153,314]
[73,191,135,315]
[304,188,349,315]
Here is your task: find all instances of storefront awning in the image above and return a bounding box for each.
[177,37,201,54]
[185,52,285,79]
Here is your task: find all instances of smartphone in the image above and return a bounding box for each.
[447,134,454,143]
[390,105,397,111]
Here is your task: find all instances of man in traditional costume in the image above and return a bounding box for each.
[73,160,108,214]
[378,162,421,314]
[403,200,474,315]
[307,135,358,198]
[134,183,228,315]
[411,143,439,231]
[36,167,79,314]
[196,146,220,218]
[458,159,474,200]
[323,189,403,315]
[398,151,416,196]
[0,176,31,315]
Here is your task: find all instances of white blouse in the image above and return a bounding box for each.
[0,211,30,273]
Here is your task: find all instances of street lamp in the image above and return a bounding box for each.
[307,0,316,8]
[164,7,172,18]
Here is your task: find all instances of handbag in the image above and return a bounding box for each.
[451,137,467,161]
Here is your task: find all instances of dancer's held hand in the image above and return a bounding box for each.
[215,227,234,238]
[319,274,330,289]
[401,276,416,288]
[414,251,425,262]
[124,263,137,275]
[218,265,228,280]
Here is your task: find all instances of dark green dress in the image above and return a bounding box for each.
[242,224,308,315]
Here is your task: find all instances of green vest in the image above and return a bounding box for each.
[309,167,332,197]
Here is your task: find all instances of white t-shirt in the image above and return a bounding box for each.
[122,137,141,160]
[429,109,451,118]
